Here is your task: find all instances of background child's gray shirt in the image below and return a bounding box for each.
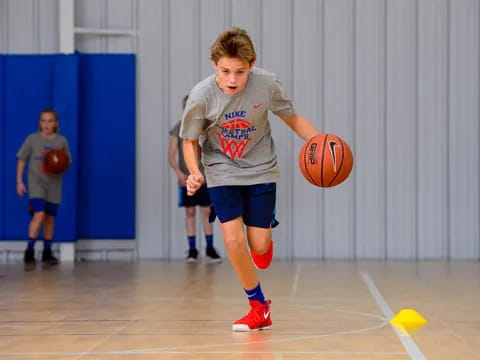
[180,67,295,188]
[17,133,72,204]
[169,120,205,177]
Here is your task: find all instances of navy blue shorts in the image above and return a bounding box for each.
[178,184,211,207]
[29,199,59,216]
[208,183,277,228]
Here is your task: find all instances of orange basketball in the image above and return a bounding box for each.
[44,149,70,175]
[298,134,353,187]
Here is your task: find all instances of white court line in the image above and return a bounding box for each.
[360,271,427,360]
[0,351,408,359]
[290,263,301,297]
[0,320,390,358]
[1,296,403,359]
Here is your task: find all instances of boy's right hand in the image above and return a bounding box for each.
[16,183,27,197]
[186,174,204,196]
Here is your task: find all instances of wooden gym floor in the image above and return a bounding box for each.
[0,260,478,359]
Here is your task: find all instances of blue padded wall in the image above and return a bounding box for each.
[77,54,136,238]
[2,55,79,241]
[0,54,135,242]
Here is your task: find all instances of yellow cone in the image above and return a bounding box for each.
[390,309,427,331]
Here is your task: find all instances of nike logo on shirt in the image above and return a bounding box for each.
[253,104,263,109]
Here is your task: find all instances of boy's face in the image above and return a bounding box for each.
[214,57,254,95]
[39,112,57,135]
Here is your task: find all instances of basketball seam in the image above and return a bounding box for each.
[329,137,346,186]
[320,134,328,187]
[303,136,317,186]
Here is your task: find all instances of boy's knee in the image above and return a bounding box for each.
[185,207,196,217]
[250,240,270,254]
[223,235,246,250]
[200,206,211,217]
[248,231,271,254]
[31,212,45,223]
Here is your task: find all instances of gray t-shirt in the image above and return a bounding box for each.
[169,120,205,176]
[17,132,72,204]
[180,67,295,187]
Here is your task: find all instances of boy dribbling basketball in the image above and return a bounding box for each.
[180,27,319,331]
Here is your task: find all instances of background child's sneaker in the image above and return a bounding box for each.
[186,248,199,263]
[205,247,222,264]
[24,248,36,271]
[250,241,273,270]
[232,300,272,332]
[42,249,59,266]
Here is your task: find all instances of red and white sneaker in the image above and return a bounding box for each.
[232,300,272,332]
[250,241,273,270]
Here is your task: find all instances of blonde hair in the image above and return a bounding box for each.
[210,27,256,65]
[38,108,59,133]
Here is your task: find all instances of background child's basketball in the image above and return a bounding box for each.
[44,149,70,175]
[298,134,353,187]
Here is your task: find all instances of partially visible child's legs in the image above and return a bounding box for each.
[200,206,212,239]
[28,210,45,239]
[185,206,196,239]
[182,184,221,264]
[42,213,58,265]
[24,209,45,268]
[42,214,54,240]
[185,206,198,263]
[24,199,59,268]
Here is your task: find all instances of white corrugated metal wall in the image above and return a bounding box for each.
[0,0,478,260]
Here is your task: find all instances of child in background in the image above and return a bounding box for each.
[16,109,72,270]
[169,95,222,263]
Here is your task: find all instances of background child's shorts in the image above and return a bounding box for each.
[208,183,277,228]
[178,184,211,207]
[29,198,59,216]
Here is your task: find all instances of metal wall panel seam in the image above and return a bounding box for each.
[133,0,139,259]
[320,0,326,260]
[194,0,201,83]
[2,1,8,52]
[258,0,263,68]
[475,0,480,261]
[352,0,357,260]
[164,0,172,259]
[131,0,139,53]
[383,0,388,260]
[316,0,322,259]
[103,0,108,52]
[414,0,419,260]
[446,0,451,260]
[33,0,40,53]
[288,0,294,260]
[225,0,232,29]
